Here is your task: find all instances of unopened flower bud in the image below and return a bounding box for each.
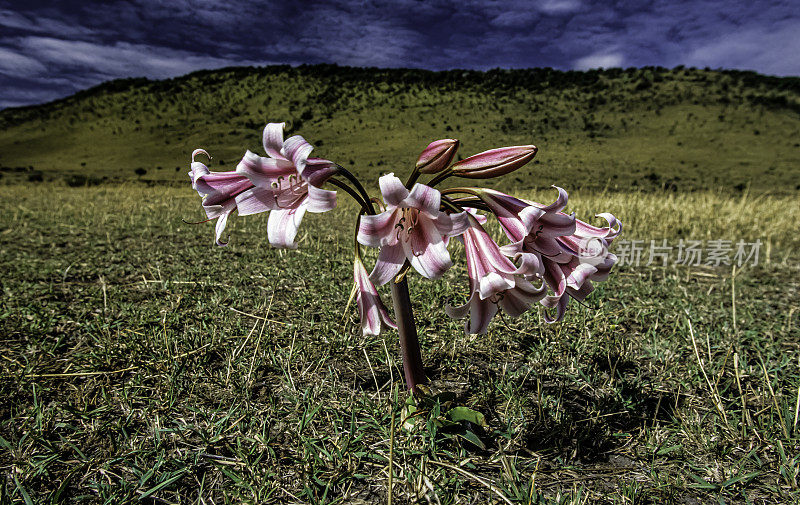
[451,145,537,179]
[416,139,459,174]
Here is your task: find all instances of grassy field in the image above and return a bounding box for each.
[1,64,799,503]
[1,180,799,503]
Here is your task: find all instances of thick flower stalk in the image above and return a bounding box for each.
[187,123,620,391]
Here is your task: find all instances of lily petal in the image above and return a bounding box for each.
[404,183,441,217]
[478,189,533,242]
[537,211,577,237]
[445,294,498,335]
[565,261,598,290]
[354,257,396,335]
[235,187,279,215]
[406,215,452,279]
[306,184,337,213]
[236,150,295,187]
[189,161,210,193]
[267,204,308,249]
[378,173,409,208]
[535,186,569,213]
[302,158,339,187]
[468,220,518,275]
[445,296,471,320]
[467,295,499,334]
[283,135,314,175]
[434,211,470,237]
[569,281,595,302]
[499,277,546,317]
[542,257,567,297]
[262,122,286,159]
[478,272,515,300]
[369,242,405,286]
[589,253,617,282]
[214,208,232,246]
[358,209,400,248]
[574,213,622,241]
[542,294,569,323]
[194,171,253,204]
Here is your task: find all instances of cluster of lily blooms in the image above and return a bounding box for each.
[190,122,620,335]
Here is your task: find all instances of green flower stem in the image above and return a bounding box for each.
[426,168,454,188]
[404,168,421,189]
[334,166,376,215]
[327,178,371,215]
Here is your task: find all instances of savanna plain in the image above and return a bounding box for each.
[1,65,799,503]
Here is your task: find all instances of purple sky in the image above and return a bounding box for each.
[0,0,798,108]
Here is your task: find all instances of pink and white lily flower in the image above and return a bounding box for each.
[477,186,620,322]
[477,187,575,263]
[467,186,573,278]
[357,174,470,285]
[354,256,397,336]
[539,215,621,321]
[189,148,259,246]
[446,214,546,334]
[235,122,338,249]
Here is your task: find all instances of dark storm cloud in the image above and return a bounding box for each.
[0,0,797,108]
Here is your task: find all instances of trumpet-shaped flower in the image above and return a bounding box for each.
[235,122,338,248]
[357,174,470,285]
[446,214,546,334]
[538,214,620,321]
[189,148,257,245]
[475,186,620,322]
[354,256,397,336]
[474,187,575,276]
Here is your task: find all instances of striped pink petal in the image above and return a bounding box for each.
[369,242,405,286]
[267,204,308,249]
[354,257,397,335]
[235,187,279,215]
[445,293,499,335]
[358,208,401,248]
[236,150,296,187]
[405,214,452,280]
[403,183,441,217]
[262,122,286,159]
[378,173,410,208]
[283,135,314,177]
[307,184,337,213]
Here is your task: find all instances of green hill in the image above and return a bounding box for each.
[1,64,799,193]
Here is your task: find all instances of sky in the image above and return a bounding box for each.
[0,0,798,108]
